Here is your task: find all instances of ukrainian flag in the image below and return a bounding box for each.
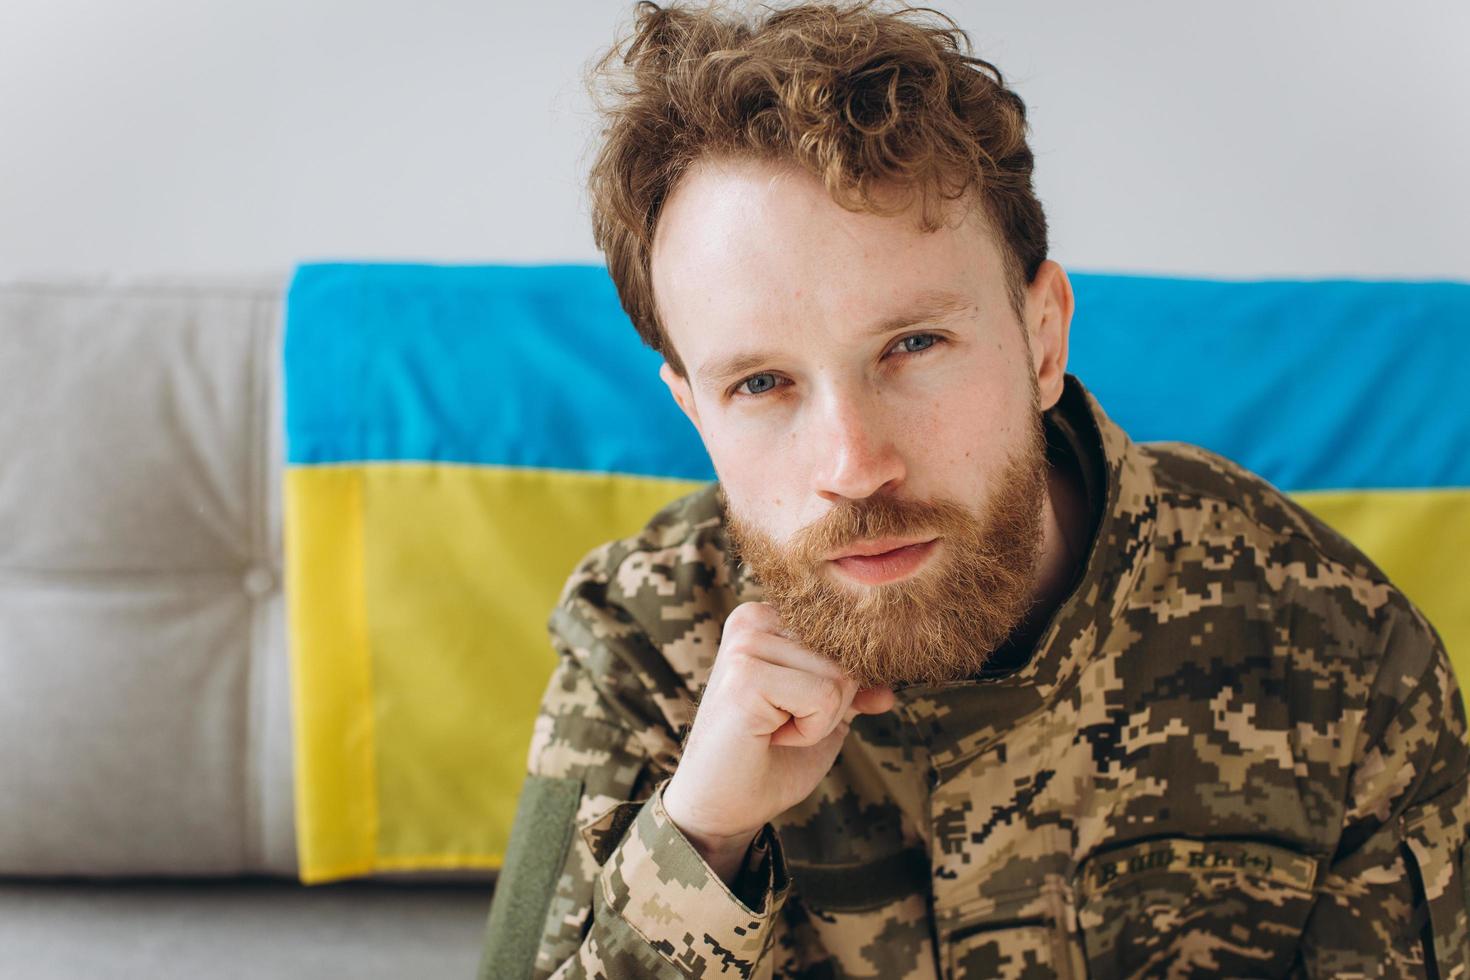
[283,264,1467,883]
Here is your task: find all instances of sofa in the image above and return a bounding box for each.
[0,275,494,979]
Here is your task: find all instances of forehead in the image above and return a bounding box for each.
[649,157,1005,368]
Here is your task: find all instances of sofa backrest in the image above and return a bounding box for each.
[0,276,295,876]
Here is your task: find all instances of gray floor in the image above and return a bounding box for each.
[0,875,495,979]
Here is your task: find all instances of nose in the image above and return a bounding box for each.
[810,387,907,502]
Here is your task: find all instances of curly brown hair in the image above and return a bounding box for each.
[585,0,1048,377]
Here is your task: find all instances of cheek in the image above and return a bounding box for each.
[913,374,1024,485]
[705,425,809,537]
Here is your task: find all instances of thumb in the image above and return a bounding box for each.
[850,685,896,716]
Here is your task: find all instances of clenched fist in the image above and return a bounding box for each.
[661,600,896,884]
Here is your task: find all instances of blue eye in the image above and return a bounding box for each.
[896,334,938,354]
[737,372,780,395]
[730,335,939,399]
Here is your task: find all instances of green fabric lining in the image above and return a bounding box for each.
[477,773,583,980]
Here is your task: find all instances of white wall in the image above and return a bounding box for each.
[1,0,1466,281]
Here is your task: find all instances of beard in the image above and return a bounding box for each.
[721,408,1049,689]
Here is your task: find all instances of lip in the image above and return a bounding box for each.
[828,536,936,561]
[827,537,939,586]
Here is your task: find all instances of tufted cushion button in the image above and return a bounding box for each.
[243,565,276,598]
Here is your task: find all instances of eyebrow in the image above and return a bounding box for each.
[695,289,976,392]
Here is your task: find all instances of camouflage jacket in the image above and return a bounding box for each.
[478,374,1470,979]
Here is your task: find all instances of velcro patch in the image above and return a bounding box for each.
[1079,836,1318,900]
[477,773,583,980]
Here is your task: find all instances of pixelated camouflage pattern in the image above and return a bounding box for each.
[479,373,1470,979]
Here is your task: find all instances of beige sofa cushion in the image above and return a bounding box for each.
[0,277,295,875]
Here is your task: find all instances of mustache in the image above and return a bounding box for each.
[733,492,977,566]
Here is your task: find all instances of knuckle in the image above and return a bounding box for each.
[718,620,759,656]
[720,608,762,648]
[744,601,784,633]
[722,646,758,678]
[822,678,844,715]
[727,600,769,627]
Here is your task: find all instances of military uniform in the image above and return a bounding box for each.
[478,373,1470,979]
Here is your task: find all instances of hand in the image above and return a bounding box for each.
[661,601,896,873]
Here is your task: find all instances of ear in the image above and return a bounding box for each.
[659,361,703,435]
[1024,259,1075,412]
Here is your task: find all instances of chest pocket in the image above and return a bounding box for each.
[1074,836,1319,979]
[947,882,1084,980]
[1400,775,1470,974]
[950,920,1066,980]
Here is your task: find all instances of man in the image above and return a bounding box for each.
[479,2,1470,977]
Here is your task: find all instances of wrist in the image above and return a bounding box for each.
[661,778,759,884]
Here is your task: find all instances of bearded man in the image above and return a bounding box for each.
[479,2,1470,977]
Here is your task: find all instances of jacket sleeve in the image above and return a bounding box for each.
[1298,602,1470,977]
[476,620,793,979]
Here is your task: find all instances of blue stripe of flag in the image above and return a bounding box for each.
[1068,275,1469,491]
[285,263,716,480]
[285,263,1469,492]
